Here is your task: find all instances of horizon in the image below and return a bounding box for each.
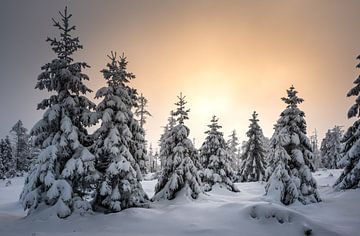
[1,0,359,148]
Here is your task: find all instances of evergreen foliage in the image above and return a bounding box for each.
[20,8,98,218]
[265,86,321,205]
[92,52,148,212]
[153,93,202,200]
[238,111,266,182]
[11,120,32,173]
[320,126,343,169]
[334,55,360,190]
[200,116,239,192]
[0,137,16,179]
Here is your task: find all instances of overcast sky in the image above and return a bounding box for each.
[1,0,360,148]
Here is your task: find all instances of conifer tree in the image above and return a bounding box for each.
[227,130,240,171]
[134,93,152,129]
[158,113,176,170]
[0,137,16,179]
[20,8,98,218]
[11,120,32,173]
[92,52,148,212]
[238,111,266,182]
[310,129,322,170]
[152,93,202,200]
[320,126,343,169]
[200,116,239,192]
[334,55,360,190]
[153,150,160,173]
[265,86,321,205]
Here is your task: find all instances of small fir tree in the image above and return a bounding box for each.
[227,130,240,172]
[152,93,202,200]
[134,93,152,129]
[265,86,321,205]
[200,116,239,192]
[11,120,32,173]
[158,113,176,170]
[238,111,266,182]
[0,137,16,179]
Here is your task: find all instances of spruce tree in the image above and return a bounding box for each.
[200,116,239,192]
[320,126,343,169]
[227,130,240,171]
[134,93,152,129]
[334,55,360,190]
[238,111,266,182]
[265,86,321,205]
[148,144,156,173]
[152,93,202,200]
[11,120,32,173]
[20,8,98,218]
[158,113,176,170]
[310,129,322,170]
[92,52,148,212]
[0,137,16,179]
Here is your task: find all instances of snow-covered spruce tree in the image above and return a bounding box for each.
[20,8,98,218]
[334,55,360,190]
[227,130,240,171]
[152,93,202,200]
[11,120,32,173]
[158,113,176,170]
[238,111,266,182]
[148,144,156,173]
[200,116,239,192]
[92,52,148,212]
[265,86,321,205]
[310,129,322,171]
[134,93,152,129]
[0,137,16,179]
[125,82,148,177]
[320,126,343,169]
[128,111,148,176]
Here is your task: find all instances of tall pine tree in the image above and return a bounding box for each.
[152,93,202,200]
[265,86,320,205]
[20,8,98,218]
[334,55,360,190]
[92,52,148,212]
[238,111,266,182]
[200,116,239,192]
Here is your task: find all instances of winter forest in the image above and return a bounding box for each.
[1,3,360,236]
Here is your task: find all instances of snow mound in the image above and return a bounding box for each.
[247,202,302,224]
[244,202,337,235]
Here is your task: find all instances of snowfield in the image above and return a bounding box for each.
[0,169,359,236]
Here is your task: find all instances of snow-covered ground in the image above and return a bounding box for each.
[0,169,359,236]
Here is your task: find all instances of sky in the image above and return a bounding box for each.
[0,0,359,149]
